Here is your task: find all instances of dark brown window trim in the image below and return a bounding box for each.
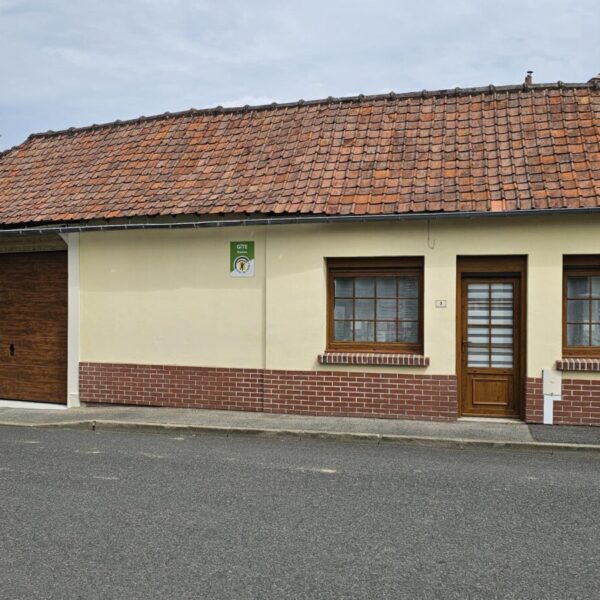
[563,255,600,357]
[326,256,424,354]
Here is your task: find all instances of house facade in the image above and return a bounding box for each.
[1,79,599,425]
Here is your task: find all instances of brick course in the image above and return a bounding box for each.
[318,352,430,367]
[525,377,544,423]
[80,362,457,421]
[557,379,600,426]
[80,363,600,425]
[525,376,600,425]
[555,358,600,372]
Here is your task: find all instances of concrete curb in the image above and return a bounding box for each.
[1,418,600,453]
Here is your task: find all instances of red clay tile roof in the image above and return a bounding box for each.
[1,82,600,226]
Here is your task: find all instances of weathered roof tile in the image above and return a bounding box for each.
[0,83,599,226]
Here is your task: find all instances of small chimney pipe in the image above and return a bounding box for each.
[524,71,533,85]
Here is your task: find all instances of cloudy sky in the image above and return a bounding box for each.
[1,0,598,150]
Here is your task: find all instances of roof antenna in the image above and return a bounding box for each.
[524,71,533,85]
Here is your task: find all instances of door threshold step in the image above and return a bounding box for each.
[458,417,523,424]
[0,400,67,410]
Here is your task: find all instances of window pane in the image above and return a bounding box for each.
[468,283,489,300]
[355,277,375,297]
[355,299,374,319]
[491,347,513,368]
[398,276,418,298]
[330,267,422,348]
[491,327,513,345]
[354,321,375,341]
[376,277,396,298]
[398,298,418,320]
[376,321,396,342]
[592,300,600,322]
[567,299,589,323]
[376,299,396,320]
[592,277,600,297]
[468,302,489,325]
[468,327,489,345]
[567,277,589,298]
[468,348,489,368]
[335,278,353,298]
[334,321,353,341]
[490,302,512,325]
[334,299,353,320]
[398,321,418,343]
[593,324,600,347]
[491,283,512,299]
[567,323,589,346]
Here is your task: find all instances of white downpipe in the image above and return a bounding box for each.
[59,233,81,408]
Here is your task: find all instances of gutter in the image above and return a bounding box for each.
[0,207,599,236]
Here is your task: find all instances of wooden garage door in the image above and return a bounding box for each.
[0,252,67,403]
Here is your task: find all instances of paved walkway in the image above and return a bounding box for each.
[1,404,599,451]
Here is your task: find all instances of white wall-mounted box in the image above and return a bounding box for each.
[542,369,562,397]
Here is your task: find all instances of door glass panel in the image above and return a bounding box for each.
[468,326,489,344]
[467,282,514,369]
[467,348,489,367]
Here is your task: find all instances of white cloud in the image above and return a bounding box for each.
[1,0,599,149]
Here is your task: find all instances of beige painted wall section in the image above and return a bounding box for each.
[266,214,600,376]
[80,228,266,368]
[80,215,600,378]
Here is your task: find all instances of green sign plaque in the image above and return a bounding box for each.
[230,241,255,277]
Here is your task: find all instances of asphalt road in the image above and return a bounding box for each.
[0,427,599,600]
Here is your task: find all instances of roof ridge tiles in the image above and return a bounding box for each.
[21,80,595,142]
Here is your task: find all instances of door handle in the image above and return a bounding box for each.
[9,343,15,357]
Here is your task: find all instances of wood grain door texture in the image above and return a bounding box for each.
[457,257,526,419]
[0,251,68,403]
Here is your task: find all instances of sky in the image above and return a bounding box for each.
[1,0,599,151]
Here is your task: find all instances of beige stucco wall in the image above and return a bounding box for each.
[79,214,600,378]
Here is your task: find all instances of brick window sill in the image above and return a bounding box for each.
[318,352,430,367]
[555,358,600,372]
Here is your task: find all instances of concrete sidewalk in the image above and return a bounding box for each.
[1,405,599,452]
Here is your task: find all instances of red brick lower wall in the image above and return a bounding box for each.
[525,377,600,426]
[79,362,458,421]
[525,378,544,423]
[558,379,600,425]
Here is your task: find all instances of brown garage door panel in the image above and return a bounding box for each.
[0,252,68,404]
[0,365,67,402]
